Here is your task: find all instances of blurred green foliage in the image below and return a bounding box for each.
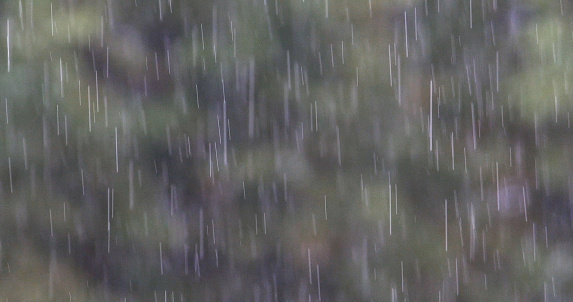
[0,0,572,301]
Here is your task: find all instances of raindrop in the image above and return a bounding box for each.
[308,248,312,284]
[8,157,13,193]
[324,196,328,220]
[115,127,119,173]
[6,19,10,72]
[445,199,448,252]
[160,242,164,275]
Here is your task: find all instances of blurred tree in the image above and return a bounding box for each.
[0,0,572,301]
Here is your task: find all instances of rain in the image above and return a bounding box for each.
[0,0,572,301]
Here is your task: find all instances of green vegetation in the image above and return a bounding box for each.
[0,0,572,301]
